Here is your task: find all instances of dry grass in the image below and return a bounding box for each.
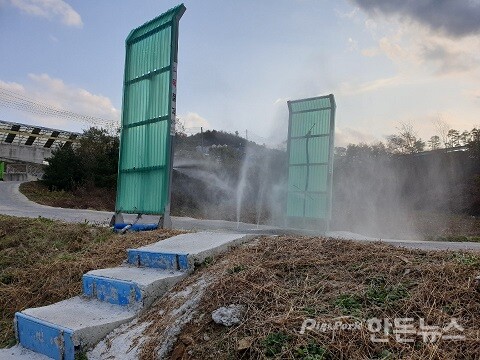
[19,181,115,211]
[140,236,480,359]
[411,211,480,242]
[0,214,184,347]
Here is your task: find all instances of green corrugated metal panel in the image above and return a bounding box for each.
[0,162,4,180]
[286,94,336,231]
[116,4,186,215]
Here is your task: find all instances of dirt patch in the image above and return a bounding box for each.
[19,181,115,211]
[137,236,480,359]
[0,214,185,347]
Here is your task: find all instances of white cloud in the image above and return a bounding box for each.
[180,112,210,130]
[379,28,479,77]
[463,89,480,101]
[351,0,480,38]
[335,6,359,19]
[0,74,119,130]
[337,75,407,96]
[28,73,118,119]
[357,9,480,78]
[0,80,25,93]
[364,18,377,32]
[9,0,83,27]
[347,37,358,52]
[335,127,379,147]
[377,36,417,64]
[361,47,379,57]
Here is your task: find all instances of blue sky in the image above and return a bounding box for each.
[1,0,479,146]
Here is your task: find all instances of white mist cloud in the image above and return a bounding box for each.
[9,0,83,27]
[0,74,120,130]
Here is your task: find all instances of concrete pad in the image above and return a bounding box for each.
[83,267,186,308]
[130,232,253,268]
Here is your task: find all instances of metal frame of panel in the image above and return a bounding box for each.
[115,4,186,226]
[285,94,336,232]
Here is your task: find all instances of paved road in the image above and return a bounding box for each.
[0,181,279,232]
[0,181,113,225]
[2,181,480,252]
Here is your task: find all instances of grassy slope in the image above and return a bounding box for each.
[138,236,480,359]
[4,192,480,357]
[0,215,183,347]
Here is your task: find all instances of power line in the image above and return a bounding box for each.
[0,86,118,129]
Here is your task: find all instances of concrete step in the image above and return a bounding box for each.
[82,266,186,307]
[127,249,189,270]
[11,232,253,359]
[127,232,252,270]
[15,297,136,360]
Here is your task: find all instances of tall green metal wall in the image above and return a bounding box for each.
[286,94,336,231]
[116,5,185,217]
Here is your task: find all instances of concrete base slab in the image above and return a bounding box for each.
[83,267,186,308]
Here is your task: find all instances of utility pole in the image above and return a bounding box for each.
[200,126,204,153]
[245,129,248,141]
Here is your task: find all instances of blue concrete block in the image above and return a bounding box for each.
[127,250,189,270]
[16,312,75,360]
[82,274,142,306]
